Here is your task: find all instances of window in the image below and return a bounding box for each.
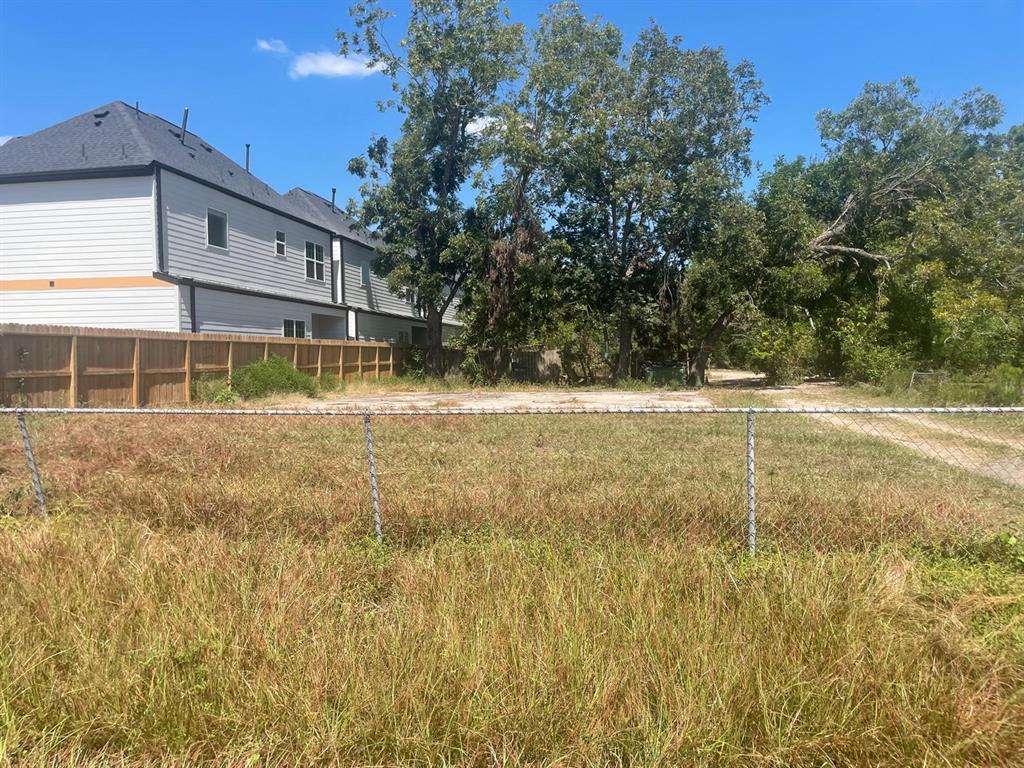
[275,230,286,257]
[397,330,410,345]
[305,242,325,281]
[283,319,306,338]
[360,261,370,287]
[207,209,228,249]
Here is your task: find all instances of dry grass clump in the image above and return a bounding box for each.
[1,520,1022,766]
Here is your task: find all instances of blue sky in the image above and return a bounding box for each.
[1,0,1021,201]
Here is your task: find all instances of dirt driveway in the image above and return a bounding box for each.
[768,383,1024,488]
[316,388,714,411]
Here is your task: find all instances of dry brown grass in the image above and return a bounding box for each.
[0,411,1022,765]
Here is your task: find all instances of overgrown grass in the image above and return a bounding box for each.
[877,364,1024,406]
[0,412,1022,765]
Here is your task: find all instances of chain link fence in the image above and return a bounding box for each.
[2,405,1021,554]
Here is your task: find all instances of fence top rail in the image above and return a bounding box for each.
[0,323,396,348]
[3,405,1023,417]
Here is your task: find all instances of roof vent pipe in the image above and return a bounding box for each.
[245,143,251,173]
[180,107,189,144]
[331,187,336,212]
[135,101,140,119]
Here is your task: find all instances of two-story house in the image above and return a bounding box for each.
[284,188,459,345]
[0,101,459,342]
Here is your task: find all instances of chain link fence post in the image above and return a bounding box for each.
[362,412,383,543]
[15,411,47,518]
[746,411,756,556]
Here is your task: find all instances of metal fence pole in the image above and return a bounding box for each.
[745,411,756,556]
[15,411,47,518]
[362,412,383,543]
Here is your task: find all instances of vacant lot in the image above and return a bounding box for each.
[1,397,1022,765]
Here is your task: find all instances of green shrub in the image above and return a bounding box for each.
[459,354,487,385]
[748,321,816,385]
[398,346,429,379]
[231,356,317,400]
[192,377,237,405]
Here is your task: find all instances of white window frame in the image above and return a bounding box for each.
[283,319,306,338]
[305,241,325,282]
[275,230,286,258]
[360,261,370,287]
[206,208,228,250]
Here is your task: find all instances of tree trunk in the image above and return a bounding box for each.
[426,306,444,377]
[492,346,510,381]
[615,311,633,380]
[687,312,730,387]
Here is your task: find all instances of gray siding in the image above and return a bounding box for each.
[353,311,460,343]
[342,239,415,316]
[342,238,462,325]
[355,312,422,343]
[162,171,334,305]
[187,286,347,339]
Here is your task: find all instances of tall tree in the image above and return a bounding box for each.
[548,18,765,378]
[341,0,525,373]
[751,79,1016,380]
[462,1,622,376]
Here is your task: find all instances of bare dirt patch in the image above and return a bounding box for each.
[315,388,714,411]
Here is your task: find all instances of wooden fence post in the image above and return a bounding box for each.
[293,342,299,367]
[316,344,323,378]
[227,341,233,386]
[264,342,269,361]
[374,345,380,379]
[68,335,78,407]
[184,339,192,404]
[132,337,141,407]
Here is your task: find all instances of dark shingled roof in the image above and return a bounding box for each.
[284,188,380,248]
[0,100,313,223]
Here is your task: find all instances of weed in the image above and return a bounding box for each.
[230,356,317,399]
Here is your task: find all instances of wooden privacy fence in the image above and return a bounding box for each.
[0,324,404,407]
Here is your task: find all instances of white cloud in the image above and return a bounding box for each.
[466,116,497,135]
[0,136,12,146]
[255,38,289,54]
[289,52,383,79]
